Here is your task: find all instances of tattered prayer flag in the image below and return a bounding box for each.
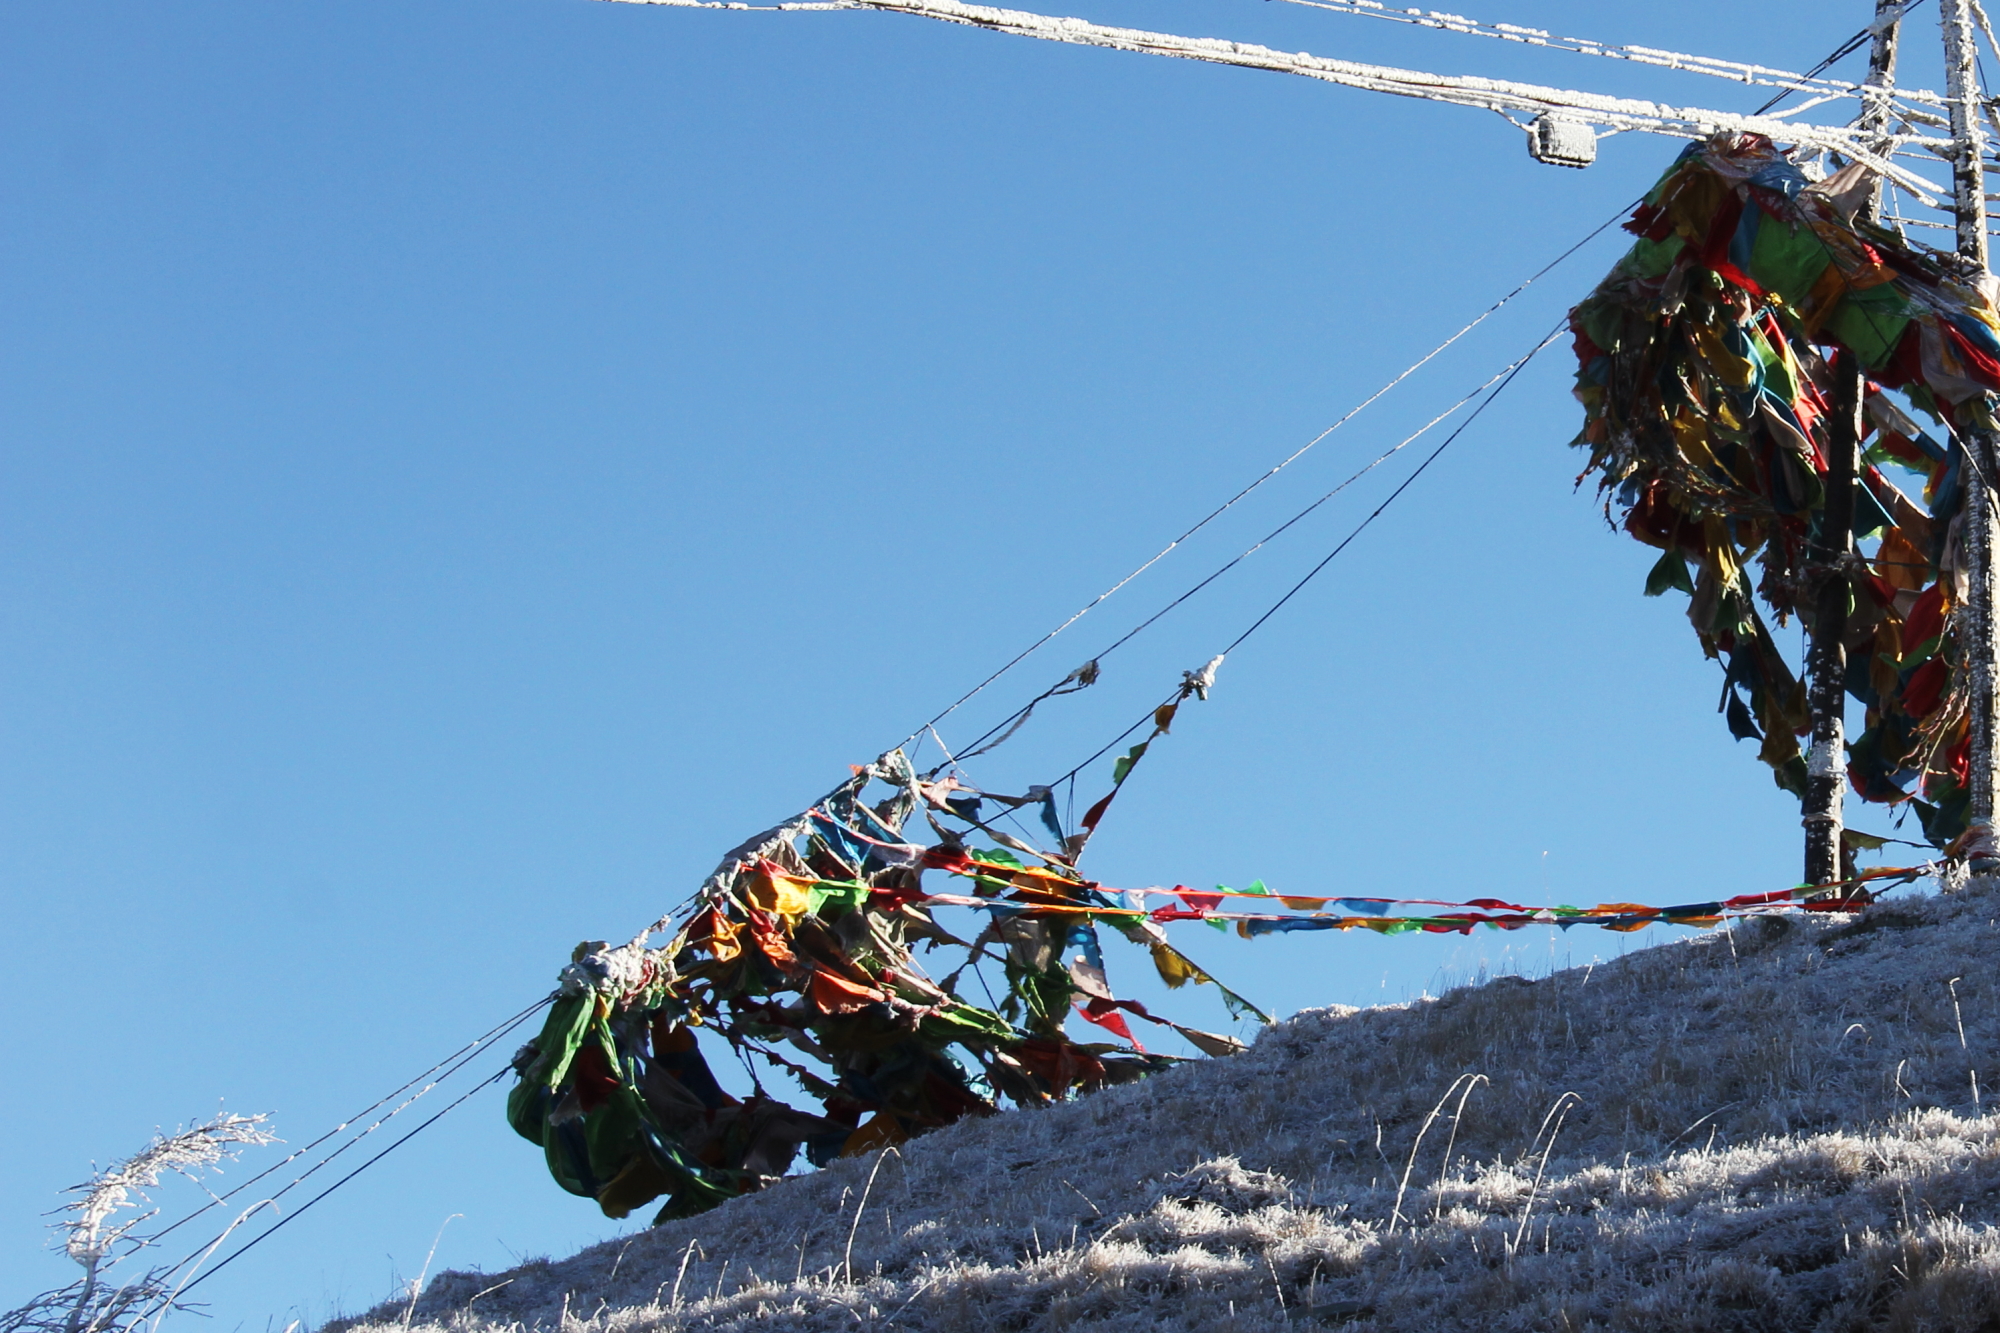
[1036,789,1065,844]
[988,828,1045,859]
[1068,956,1115,1001]
[1216,984,1269,1024]
[694,906,743,964]
[970,847,1024,869]
[1174,1025,1246,1058]
[1645,547,1695,597]
[1176,887,1224,914]
[741,864,816,916]
[1148,941,1207,989]
[809,967,888,1014]
[1112,742,1150,786]
[1076,998,1142,1049]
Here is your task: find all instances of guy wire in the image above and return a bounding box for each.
[171,1064,519,1302]
[153,1003,549,1300]
[899,201,1637,758]
[1752,1,1926,116]
[147,997,553,1249]
[1053,319,1566,789]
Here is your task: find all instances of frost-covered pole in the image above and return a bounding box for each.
[1940,0,1999,866]
[1805,362,1861,887]
[1805,1,1906,888]
[1805,357,1863,886]
[1941,0,1990,266]
[1858,0,1903,164]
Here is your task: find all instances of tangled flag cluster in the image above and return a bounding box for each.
[1570,133,2000,847]
[505,683,1912,1223]
[506,689,1273,1223]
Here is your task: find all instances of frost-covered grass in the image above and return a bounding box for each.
[331,881,2000,1331]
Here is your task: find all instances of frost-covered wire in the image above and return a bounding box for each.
[1270,0,1943,110]
[601,0,1951,201]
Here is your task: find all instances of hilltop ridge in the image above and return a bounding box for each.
[334,882,2000,1332]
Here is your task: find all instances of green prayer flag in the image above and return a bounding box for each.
[1625,232,1686,280]
[1644,547,1695,597]
[1827,286,1911,370]
[1112,741,1150,786]
[1217,984,1269,1024]
[1746,216,1832,304]
[535,994,596,1090]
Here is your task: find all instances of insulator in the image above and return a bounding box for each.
[1529,114,1597,168]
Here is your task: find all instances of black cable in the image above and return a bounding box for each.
[1753,0,1925,116]
[945,361,1508,772]
[1055,695,1175,790]
[1219,330,1562,658]
[1053,321,1565,788]
[147,997,552,1250]
[931,198,1641,764]
[170,1063,517,1301]
[183,1002,543,1236]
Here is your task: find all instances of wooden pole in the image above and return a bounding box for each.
[1803,1,1902,887]
[1939,0,1998,868]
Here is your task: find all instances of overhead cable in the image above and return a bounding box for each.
[903,200,1635,759]
[146,997,551,1250]
[1272,0,1942,108]
[145,1002,549,1312]
[170,1064,519,1301]
[1054,320,1563,787]
[604,0,1950,201]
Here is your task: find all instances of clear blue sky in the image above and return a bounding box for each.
[0,0,1931,1327]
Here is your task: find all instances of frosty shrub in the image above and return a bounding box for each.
[3,1113,276,1333]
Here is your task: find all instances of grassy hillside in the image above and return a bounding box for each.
[332,882,2000,1332]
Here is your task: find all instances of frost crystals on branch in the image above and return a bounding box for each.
[2,1112,277,1333]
